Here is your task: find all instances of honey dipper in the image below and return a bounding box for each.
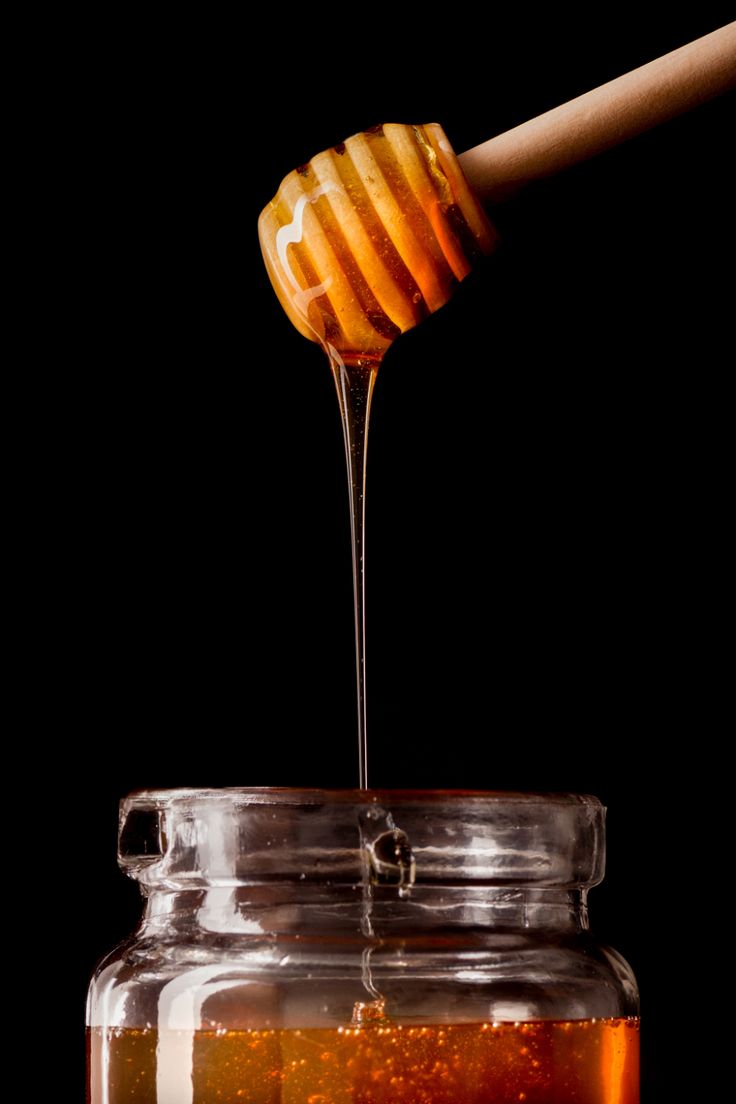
[258,24,734,787]
[259,24,735,364]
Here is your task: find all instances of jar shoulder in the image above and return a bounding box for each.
[88,929,638,1029]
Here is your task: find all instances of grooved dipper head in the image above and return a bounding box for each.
[259,123,498,362]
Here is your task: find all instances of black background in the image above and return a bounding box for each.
[32,10,732,1100]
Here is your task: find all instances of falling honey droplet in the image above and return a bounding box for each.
[352,998,387,1026]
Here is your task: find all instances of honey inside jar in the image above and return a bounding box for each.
[88,1016,639,1103]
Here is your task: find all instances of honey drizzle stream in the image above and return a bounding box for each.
[331,351,386,1019]
[330,354,379,791]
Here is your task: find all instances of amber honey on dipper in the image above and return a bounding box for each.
[258,123,498,361]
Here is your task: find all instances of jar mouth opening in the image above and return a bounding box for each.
[119,789,606,892]
[125,788,603,811]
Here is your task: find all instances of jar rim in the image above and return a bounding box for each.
[118,789,606,891]
[123,787,603,809]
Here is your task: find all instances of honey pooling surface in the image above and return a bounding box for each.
[88,1017,639,1103]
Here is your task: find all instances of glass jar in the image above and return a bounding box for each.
[87,789,639,1103]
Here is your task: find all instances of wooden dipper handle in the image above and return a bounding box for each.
[460,23,736,204]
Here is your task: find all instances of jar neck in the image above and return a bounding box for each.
[142,885,591,937]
